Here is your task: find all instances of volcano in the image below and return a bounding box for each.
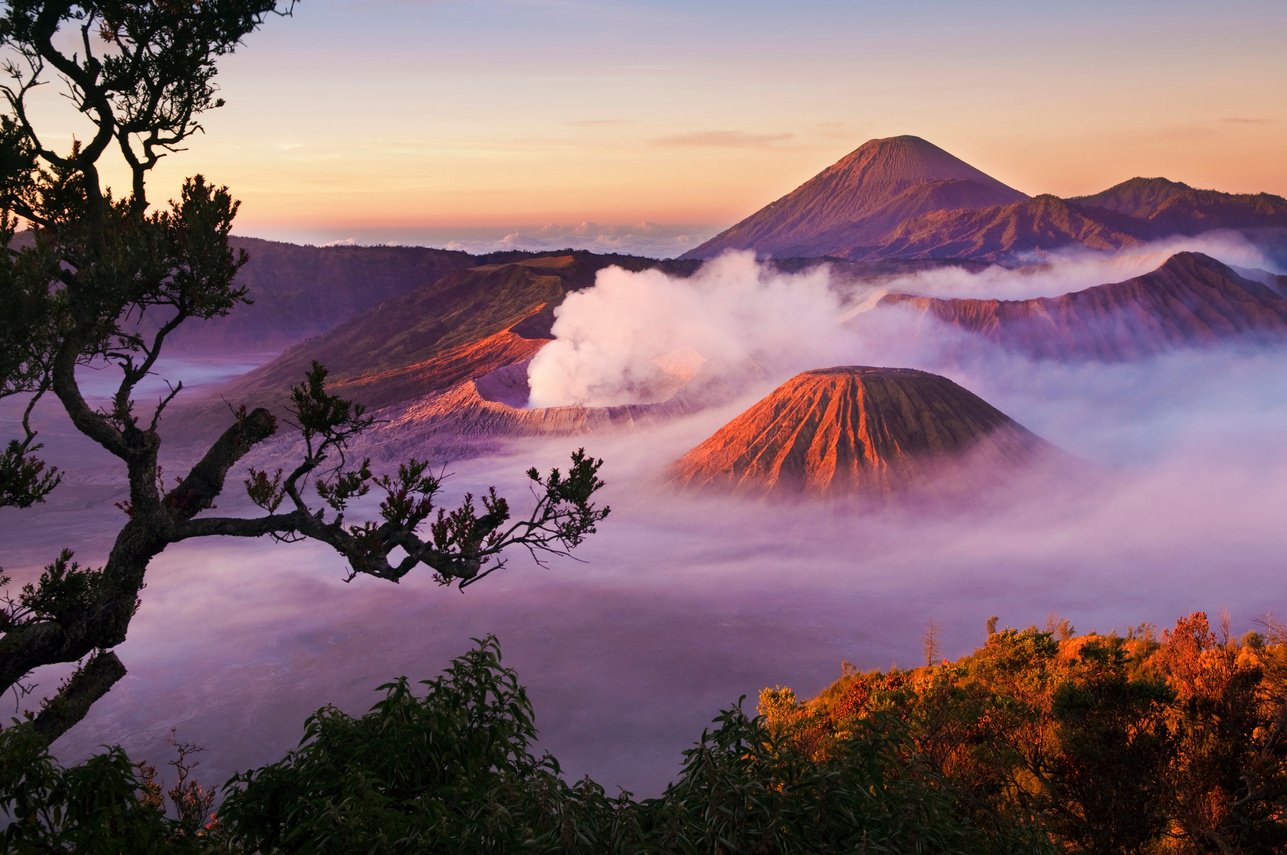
[878,252,1287,360]
[681,136,1027,260]
[364,361,701,460]
[672,367,1056,498]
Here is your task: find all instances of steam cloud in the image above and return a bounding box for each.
[528,252,860,407]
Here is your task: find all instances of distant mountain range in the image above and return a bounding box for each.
[167,238,475,353]
[164,136,1287,369]
[163,241,690,357]
[682,136,1287,263]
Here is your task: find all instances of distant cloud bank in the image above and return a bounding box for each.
[462,222,719,258]
[264,222,722,260]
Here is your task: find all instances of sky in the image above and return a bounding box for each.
[22,0,1287,251]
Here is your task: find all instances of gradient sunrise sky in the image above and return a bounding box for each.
[42,0,1287,251]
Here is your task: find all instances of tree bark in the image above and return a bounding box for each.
[30,652,127,745]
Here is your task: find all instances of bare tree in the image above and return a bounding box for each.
[923,619,941,667]
[0,1,608,748]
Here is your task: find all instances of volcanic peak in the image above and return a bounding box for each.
[1071,177,1287,233]
[825,136,1013,189]
[672,366,1054,498]
[681,135,1027,260]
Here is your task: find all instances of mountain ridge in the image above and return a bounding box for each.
[681,138,1287,262]
[878,252,1287,360]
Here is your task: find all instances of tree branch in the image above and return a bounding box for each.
[30,651,127,745]
[49,338,127,459]
[175,510,308,542]
[30,5,116,170]
[164,407,278,520]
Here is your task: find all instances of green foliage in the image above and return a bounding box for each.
[0,2,293,168]
[244,466,285,513]
[218,635,592,854]
[788,614,1287,855]
[1045,639,1174,852]
[289,361,373,453]
[525,447,611,552]
[374,459,440,528]
[637,700,1038,855]
[0,438,60,508]
[216,637,1044,855]
[0,211,62,507]
[0,549,101,631]
[0,724,197,854]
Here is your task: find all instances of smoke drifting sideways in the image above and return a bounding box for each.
[526,235,1282,410]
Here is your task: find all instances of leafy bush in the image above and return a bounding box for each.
[0,723,196,854]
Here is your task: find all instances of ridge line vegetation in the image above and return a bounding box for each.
[3,611,1284,853]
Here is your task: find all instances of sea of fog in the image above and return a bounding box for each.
[4,248,1287,797]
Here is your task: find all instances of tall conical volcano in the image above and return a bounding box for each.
[673,367,1056,497]
[680,136,1027,260]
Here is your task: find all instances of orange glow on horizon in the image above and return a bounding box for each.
[33,0,1285,244]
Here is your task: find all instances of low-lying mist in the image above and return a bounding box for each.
[872,231,1277,299]
[5,246,1286,798]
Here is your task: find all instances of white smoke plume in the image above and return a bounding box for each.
[527,252,860,407]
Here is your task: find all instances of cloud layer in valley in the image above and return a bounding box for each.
[872,231,1280,299]
[298,222,720,261]
[31,339,1287,796]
